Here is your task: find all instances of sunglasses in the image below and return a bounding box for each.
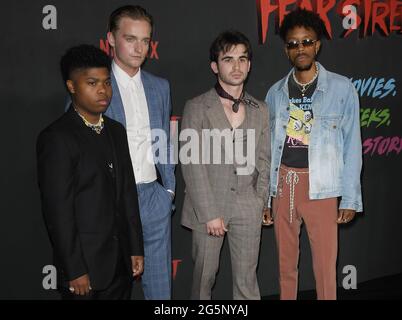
[286,39,317,50]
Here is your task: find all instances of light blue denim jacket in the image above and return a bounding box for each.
[265,62,363,212]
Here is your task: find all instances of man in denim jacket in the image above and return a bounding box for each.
[263,8,363,300]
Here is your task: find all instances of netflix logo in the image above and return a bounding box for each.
[99,38,160,60]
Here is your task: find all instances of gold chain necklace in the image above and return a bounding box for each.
[74,108,104,134]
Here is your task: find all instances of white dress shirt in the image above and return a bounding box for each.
[112,62,157,184]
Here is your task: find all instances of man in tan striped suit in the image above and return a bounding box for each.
[181,30,271,299]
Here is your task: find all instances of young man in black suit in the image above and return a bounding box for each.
[37,45,144,300]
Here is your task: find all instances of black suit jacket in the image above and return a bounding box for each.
[37,107,143,290]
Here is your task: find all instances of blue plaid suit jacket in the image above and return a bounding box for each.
[105,70,176,192]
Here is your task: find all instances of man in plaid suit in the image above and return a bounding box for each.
[181,30,271,299]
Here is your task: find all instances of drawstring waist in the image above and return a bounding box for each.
[280,166,308,223]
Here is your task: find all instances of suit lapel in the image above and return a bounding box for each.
[243,92,261,139]
[205,88,231,131]
[205,89,232,152]
[108,72,127,127]
[141,71,161,131]
[141,71,164,170]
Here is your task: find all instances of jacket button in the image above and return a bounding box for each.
[333,125,337,129]
[275,168,278,172]
[230,188,236,192]
[283,125,286,129]
[234,170,237,174]
[279,145,282,149]
[286,107,290,111]
[273,191,276,196]
[113,235,119,241]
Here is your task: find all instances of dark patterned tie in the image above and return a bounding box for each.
[214,82,259,113]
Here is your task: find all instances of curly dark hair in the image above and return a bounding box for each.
[279,8,326,41]
[60,44,111,83]
[209,30,252,63]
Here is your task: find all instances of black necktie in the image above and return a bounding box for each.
[214,82,259,113]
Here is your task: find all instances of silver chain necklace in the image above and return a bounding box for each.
[292,62,319,96]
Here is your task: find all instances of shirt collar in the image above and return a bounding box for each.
[112,61,142,89]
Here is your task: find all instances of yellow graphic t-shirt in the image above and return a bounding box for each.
[281,75,317,168]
